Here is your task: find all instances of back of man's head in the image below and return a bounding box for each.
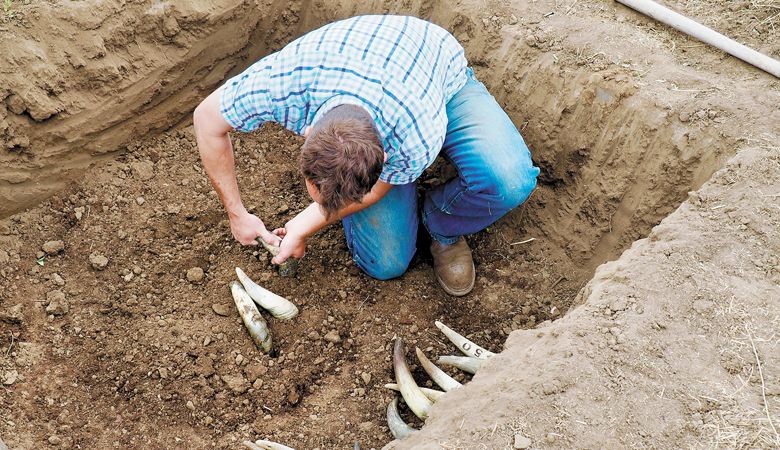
[300,105,384,217]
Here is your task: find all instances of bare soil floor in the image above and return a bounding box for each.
[1,0,779,449]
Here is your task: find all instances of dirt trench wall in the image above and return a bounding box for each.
[394,144,780,449]
[0,0,302,218]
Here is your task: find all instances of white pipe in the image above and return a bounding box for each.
[616,0,780,79]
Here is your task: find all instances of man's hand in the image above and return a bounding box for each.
[271,225,306,264]
[267,182,394,264]
[229,211,278,246]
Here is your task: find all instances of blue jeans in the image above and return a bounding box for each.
[342,68,540,280]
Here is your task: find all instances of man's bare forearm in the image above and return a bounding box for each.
[193,89,276,246]
[287,181,393,239]
[193,91,246,217]
[196,131,246,217]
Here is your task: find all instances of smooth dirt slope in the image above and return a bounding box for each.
[394,144,780,448]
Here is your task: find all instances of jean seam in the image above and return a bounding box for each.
[423,188,466,245]
[344,216,359,262]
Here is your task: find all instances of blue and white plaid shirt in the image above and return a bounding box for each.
[220,15,468,185]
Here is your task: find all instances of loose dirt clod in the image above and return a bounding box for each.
[41,240,64,255]
[186,267,205,283]
[89,253,109,270]
[44,290,68,316]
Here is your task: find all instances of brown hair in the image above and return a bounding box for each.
[300,105,384,217]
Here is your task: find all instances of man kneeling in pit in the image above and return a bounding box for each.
[194,15,539,296]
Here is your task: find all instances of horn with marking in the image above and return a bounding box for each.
[387,397,417,440]
[393,338,432,419]
[236,267,299,320]
[437,355,482,374]
[435,321,494,359]
[415,347,462,392]
[230,282,272,353]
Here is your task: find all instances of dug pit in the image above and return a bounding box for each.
[1,0,778,449]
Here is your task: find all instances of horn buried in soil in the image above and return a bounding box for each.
[230,281,273,353]
[392,338,433,419]
[437,355,482,374]
[386,397,417,440]
[383,383,446,402]
[243,440,296,450]
[435,320,495,359]
[415,347,462,392]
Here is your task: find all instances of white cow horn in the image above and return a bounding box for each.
[386,397,417,440]
[415,347,461,392]
[437,355,482,374]
[230,282,272,353]
[383,383,445,402]
[435,321,494,359]
[393,338,432,419]
[236,267,299,320]
[244,440,296,450]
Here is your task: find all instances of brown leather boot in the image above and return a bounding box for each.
[430,237,475,296]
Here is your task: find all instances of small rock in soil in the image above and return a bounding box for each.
[130,160,155,181]
[541,381,560,395]
[2,370,19,385]
[221,374,249,394]
[186,400,195,411]
[610,298,628,312]
[89,253,109,271]
[48,435,62,446]
[513,434,531,449]
[162,14,180,38]
[0,303,24,324]
[45,290,69,316]
[51,273,65,286]
[212,304,230,317]
[245,363,268,382]
[42,240,64,255]
[187,267,205,283]
[324,330,341,343]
